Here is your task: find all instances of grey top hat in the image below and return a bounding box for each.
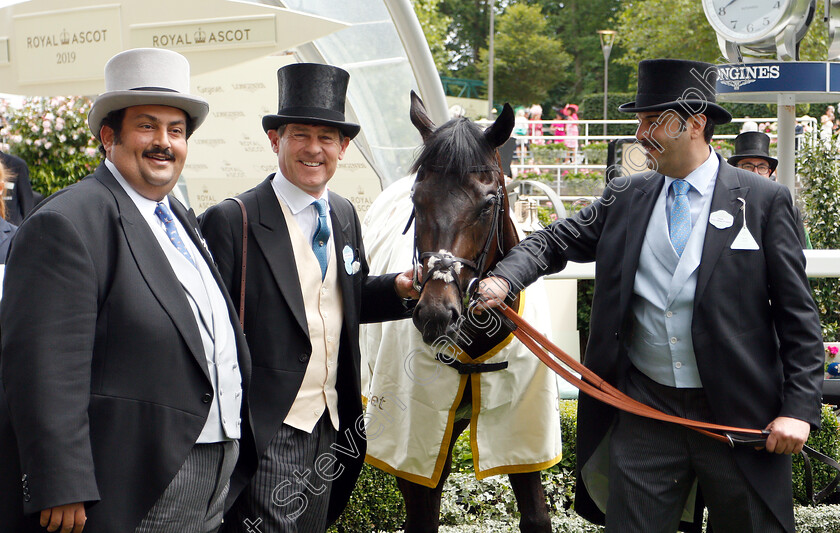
[618,59,732,125]
[728,131,777,171]
[262,63,360,139]
[88,48,209,141]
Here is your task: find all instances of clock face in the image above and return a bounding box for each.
[703,0,791,42]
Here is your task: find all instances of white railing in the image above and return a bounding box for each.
[548,249,840,280]
[506,116,820,193]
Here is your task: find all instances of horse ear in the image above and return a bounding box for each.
[483,103,515,148]
[410,90,436,141]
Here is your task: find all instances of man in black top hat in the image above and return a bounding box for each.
[729,131,808,247]
[477,59,823,533]
[200,63,416,532]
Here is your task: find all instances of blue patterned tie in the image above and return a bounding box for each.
[154,202,197,268]
[311,199,330,280]
[669,180,691,257]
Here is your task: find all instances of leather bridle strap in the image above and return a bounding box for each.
[498,304,765,443]
[496,304,840,503]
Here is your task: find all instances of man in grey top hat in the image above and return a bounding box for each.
[0,48,255,533]
[477,59,823,532]
[729,131,808,247]
[200,63,416,532]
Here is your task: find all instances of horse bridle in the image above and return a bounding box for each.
[403,163,506,307]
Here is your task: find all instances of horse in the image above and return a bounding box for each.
[360,92,561,532]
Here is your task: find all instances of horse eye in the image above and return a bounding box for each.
[480,197,495,214]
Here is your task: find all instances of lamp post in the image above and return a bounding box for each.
[488,0,495,118]
[597,30,617,138]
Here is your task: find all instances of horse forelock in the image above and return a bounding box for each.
[410,117,496,185]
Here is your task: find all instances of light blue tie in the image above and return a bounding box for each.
[311,199,330,280]
[154,202,197,268]
[669,180,691,257]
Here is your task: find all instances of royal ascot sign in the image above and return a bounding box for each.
[0,0,348,96]
[131,15,276,51]
[13,5,121,84]
[715,62,840,103]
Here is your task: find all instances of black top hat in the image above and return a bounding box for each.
[262,63,360,139]
[727,131,777,171]
[618,59,732,125]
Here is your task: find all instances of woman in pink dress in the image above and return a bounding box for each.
[563,103,579,162]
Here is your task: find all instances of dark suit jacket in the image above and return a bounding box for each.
[199,175,408,522]
[492,155,824,532]
[0,163,256,533]
[0,151,35,225]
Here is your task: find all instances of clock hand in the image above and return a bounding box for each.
[721,0,739,8]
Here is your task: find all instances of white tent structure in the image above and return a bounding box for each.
[0,0,448,212]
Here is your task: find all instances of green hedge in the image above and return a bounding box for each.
[336,401,840,531]
[328,463,405,532]
[800,136,840,341]
[794,404,840,505]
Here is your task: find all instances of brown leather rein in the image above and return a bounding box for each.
[493,304,840,504]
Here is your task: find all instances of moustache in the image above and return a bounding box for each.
[143,147,175,160]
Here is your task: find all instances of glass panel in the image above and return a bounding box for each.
[249,0,424,187]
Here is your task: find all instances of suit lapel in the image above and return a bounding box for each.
[695,160,749,302]
[619,174,664,320]
[95,166,210,380]
[329,200,356,327]
[171,198,251,386]
[250,178,309,337]
[171,201,214,268]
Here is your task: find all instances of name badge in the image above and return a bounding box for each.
[730,198,759,250]
[709,210,733,229]
[343,245,356,275]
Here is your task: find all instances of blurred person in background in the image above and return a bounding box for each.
[0,161,18,263]
[728,131,808,248]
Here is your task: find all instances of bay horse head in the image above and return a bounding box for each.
[408,91,517,345]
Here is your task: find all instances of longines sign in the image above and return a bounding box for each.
[131,15,276,51]
[715,61,840,103]
[13,5,121,84]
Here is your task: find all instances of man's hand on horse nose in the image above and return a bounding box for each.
[473,276,510,314]
[395,269,420,299]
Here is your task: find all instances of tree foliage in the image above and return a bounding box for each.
[615,0,830,72]
[477,3,571,105]
[412,0,454,74]
[615,0,720,70]
[525,0,631,106]
[438,0,497,78]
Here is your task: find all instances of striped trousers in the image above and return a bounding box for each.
[606,367,784,533]
[136,440,239,533]
[223,415,337,533]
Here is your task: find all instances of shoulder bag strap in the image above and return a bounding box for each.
[228,197,248,329]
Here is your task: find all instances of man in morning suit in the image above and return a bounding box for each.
[0,48,255,533]
[200,63,416,532]
[477,59,824,532]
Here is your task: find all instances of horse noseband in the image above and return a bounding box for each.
[421,250,477,290]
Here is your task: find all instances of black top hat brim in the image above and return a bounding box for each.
[728,153,778,171]
[618,100,732,125]
[262,114,360,140]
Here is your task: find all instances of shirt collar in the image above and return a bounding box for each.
[271,168,330,216]
[664,146,718,196]
[105,158,171,215]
